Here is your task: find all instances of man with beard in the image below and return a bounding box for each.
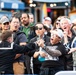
[20,12,35,74]
[20,12,35,42]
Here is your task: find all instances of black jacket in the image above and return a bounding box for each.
[0,41,36,74]
[30,35,50,64]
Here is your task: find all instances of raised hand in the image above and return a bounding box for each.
[68,48,76,54]
[36,39,45,48]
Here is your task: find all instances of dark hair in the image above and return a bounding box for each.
[71,24,76,36]
[12,12,21,21]
[1,30,12,41]
[34,22,50,31]
[10,16,20,22]
[21,12,29,18]
[35,22,44,27]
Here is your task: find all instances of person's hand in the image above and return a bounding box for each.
[68,48,76,54]
[39,51,47,57]
[63,31,69,44]
[36,39,45,48]
[33,51,40,58]
[63,31,68,37]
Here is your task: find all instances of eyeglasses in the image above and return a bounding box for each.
[35,26,43,30]
[3,22,9,25]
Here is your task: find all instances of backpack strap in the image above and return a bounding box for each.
[71,37,76,48]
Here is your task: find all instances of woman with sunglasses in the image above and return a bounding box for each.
[29,23,50,75]
[0,16,10,32]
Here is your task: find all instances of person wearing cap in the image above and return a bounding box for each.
[42,17,53,37]
[43,17,52,29]
[37,29,66,75]
[0,16,10,32]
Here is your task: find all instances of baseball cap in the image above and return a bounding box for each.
[0,18,9,24]
[45,17,51,21]
[54,29,63,39]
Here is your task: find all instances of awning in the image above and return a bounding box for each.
[1,0,25,10]
[33,0,70,3]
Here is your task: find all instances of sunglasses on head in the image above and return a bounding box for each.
[35,26,43,30]
[3,22,9,25]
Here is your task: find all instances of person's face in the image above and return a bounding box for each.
[10,17,20,31]
[7,36,13,43]
[45,20,51,25]
[21,13,29,26]
[2,22,10,31]
[35,24,45,37]
[60,20,71,32]
[50,32,61,45]
[55,21,61,29]
[29,15,34,23]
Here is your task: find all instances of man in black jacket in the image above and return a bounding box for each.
[34,29,67,75]
[0,30,40,74]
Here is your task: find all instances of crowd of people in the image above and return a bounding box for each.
[0,12,76,75]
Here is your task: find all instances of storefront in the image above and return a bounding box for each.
[33,0,71,23]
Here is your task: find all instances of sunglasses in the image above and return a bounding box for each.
[3,22,9,25]
[57,19,60,22]
[56,23,59,25]
[35,26,43,30]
